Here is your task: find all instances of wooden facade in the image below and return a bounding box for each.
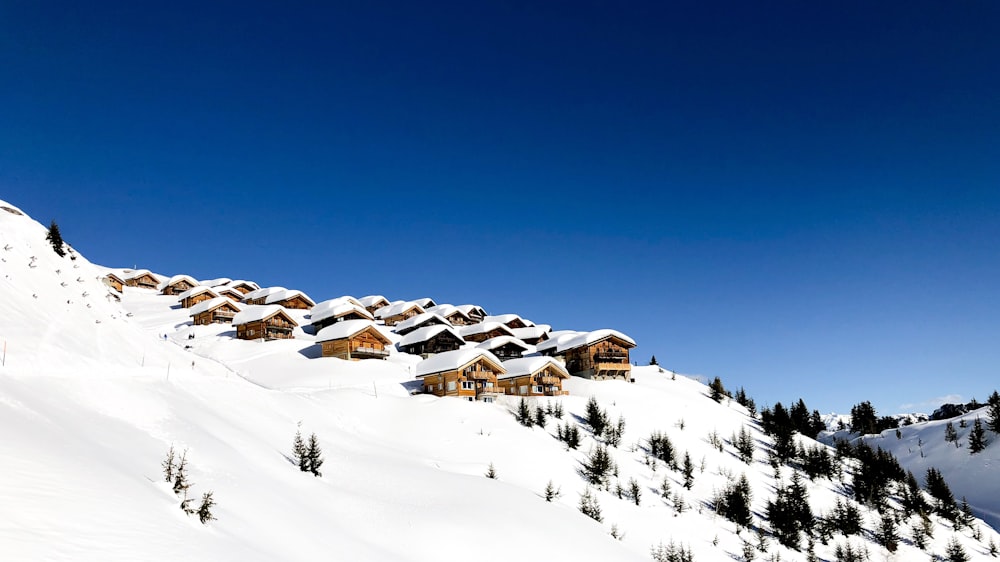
[161,278,197,296]
[271,294,313,310]
[235,310,297,341]
[497,365,569,397]
[311,308,373,332]
[125,272,159,289]
[564,336,634,380]
[398,329,465,357]
[443,311,473,326]
[381,305,423,326]
[180,289,217,308]
[420,356,504,402]
[192,300,241,325]
[215,287,245,301]
[103,273,124,292]
[227,282,258,295]
[361,296,390,315]
[320,326,391,361]
[461,325,513,343]
[487,341,527,361]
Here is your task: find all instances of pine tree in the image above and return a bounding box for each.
[578,487,603,522]
[736,426,754,464]
[162,445,176,483]
[986,390,1000,434]
[534,405,547,428]
[849,401,878,435]
[875,513,898,553]
[968,417,987,454]
[649,355,658,366]
[604,415,625,447]
[515,398,533,426]
[306,433,323,477]
[627,477,641,506]
[709,376,726,402]
[552,401,564,419]
[716,473,753,527]
[581,445,614,487]
[196,491,216,524]
[543,480,561,502]
[585,396,608,436]
[766,472,813,550]
[944,536,970,562]
[173,449,191,495]
[485,462,497,479]
[292,428,308,472]
[925,467,957,520]
[944,421,959,446]
[45,220,66,257]
[681,452,694,490]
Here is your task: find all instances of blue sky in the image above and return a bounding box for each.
[2,1,999,415]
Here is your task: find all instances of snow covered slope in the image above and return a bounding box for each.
[2,199,998,561]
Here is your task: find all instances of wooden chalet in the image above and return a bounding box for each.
[177,286,219,308]
[426,304,475,326]
[511,325,551,345]
[476,336,530,361]
[483,314,534,330]
[232,305,298,341]
[265,289,315,310]
[124,270,159,289]
[415,349,506,403]
[225,280,259,295]
[375,301,425,326]
[103,273,125,292]
[413,297,437,309]
[309,301,374,332]
[539,329,636,381]
[189,297,242,325]
[457,322,515,343]
[160,275,199,296]
[392,312,452,336]
[215,286,245,302]
[315,320,391,361]
[496,357,570,397]
[358,295,391,315]
[455,304,487,323]
[397,325,465,357]
[241,287,285,306]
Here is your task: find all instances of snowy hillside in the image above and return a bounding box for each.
[2,199,999,561]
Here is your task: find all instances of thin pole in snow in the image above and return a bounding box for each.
[373,381,378,399]
[167,362,170,381]
[2,339,6,367]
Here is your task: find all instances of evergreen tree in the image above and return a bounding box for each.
[766,472,813,550]
[604,415,625,447]
[957,497,975,531]
[808,410,826,439]
[986,390,1000,434]
[801,444,834,481]
[543,480,561,502]
[681,452,694,490]
[649,355,658,366]
[849,401,878,435]
[735,426,754,465]
[944,536,970,562]
[578,487,603,522]
[925,467,957,520]
[581,445,614,487]
[627,477,641,506]
[292,428,308,472]
[173,449,191,496]
[968,417,987,454]
[900,470,930,517]
[790,399,810,435]
[534,405,547,428]
[162,445,176,483]
[196,491,216,524]
[875,513,898,553]
[306,432,323,476]
[485,462,497,479]
[944,421,959,445]
[45,220,66,257]
[515,398,533,426]
[647,431,677,469]
[715,473,753,527]
[585,396,608,436]
[734,387,757,416]
[709,376,726,402]
[552,401,564,419]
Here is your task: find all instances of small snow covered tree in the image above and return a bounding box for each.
[627,477,641,506]
[650,540,693,562]
[292,428,308,472]
[534,404,547,428]
[196,491,216,524]
[604,415,625,447]
[485,462,497,479]
[578,487,603,522]
[944,421,959,446]
[585,396,608,436]
[306,433,323,477]
[552,401,564,419]
[649,355,658,366]
[735,426,754,465]
[544,480,561,502]
[45,220,66,257]
[581,444,614,487]
[944,536,970,562]
[968,417,987,454]
[173,449,191,496]
[162,445,176,483]
[681,452,694,490]
[716,474,753,528]
[515,398,532,426]
[709,376,726,402]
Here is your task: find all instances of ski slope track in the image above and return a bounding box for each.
[2,198,998,561]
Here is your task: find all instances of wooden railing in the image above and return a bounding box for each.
[536,375,561,385]
[594,352,628,363]
[353,346,389,357]
[467,371,493,380]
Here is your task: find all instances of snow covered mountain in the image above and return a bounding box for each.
[2,198,998,561]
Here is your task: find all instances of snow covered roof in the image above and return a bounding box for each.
[264,289,315,307]
[104,272,125,283]
[125,269,157,281]
[476,336,530,353]
[315,320,388,343]
[455,304,487,317]
[358,295,390,308]
[424,304,472,322]
[312,296,364,311]
[483,314,534,327]
[215,287,245,298]
[415,348,506,378]
[496,357,569,380]
[536,329,636,354]
[232,305,297,326]
[188,297,242,316]
[412,297,437,308]
[398,325,465,347]
[159,274,200,290]
[392,312,453,333]
[176,286,218,300]
[457,322,515,338]
[374,301,425,319]
[242,286,286,301]
[510,326,551,341]
[310,302,373,324]
[199,277,232,287]
[224,280,260,291]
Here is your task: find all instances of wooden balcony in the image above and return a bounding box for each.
[535,375,561,385]
[352,346,389,358]
[593,352,628,363]
[467,371,493,380]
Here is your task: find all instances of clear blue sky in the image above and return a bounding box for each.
[3,1,999,415]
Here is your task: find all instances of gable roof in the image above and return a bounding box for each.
[510,325,551,341]
[315,319,390,344]
[374,300,425,319]
[424,304,473,323]
[242,286,286,301]
[398,325,465,347]
[224,280,260,291]
[392,312,453,333]
[104,272,125,283]
[199,277,233,287]
[412,297,437,308]
[176,286,219,300]
[483,314,535,327]
[264,289,315,307]
[313,296,364,311]
[232,305,298,327]
[215,286,245,299]
[358,295,390,308]
[310,301,374,324]
[536,329,636,354]
[497,356,570,380]
[188,297,242,317]
[415,348,506,378]
[125,269,159,282]
[159,274,200,290]
[476,335,531,353]
[455,304,487,317]
[457,322,516,339]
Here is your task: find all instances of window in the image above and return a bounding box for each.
[482,397,494,404]
[447,381,457,391]
[519,385,528,395]
[536,386,544,394]
[461,381,474,390]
